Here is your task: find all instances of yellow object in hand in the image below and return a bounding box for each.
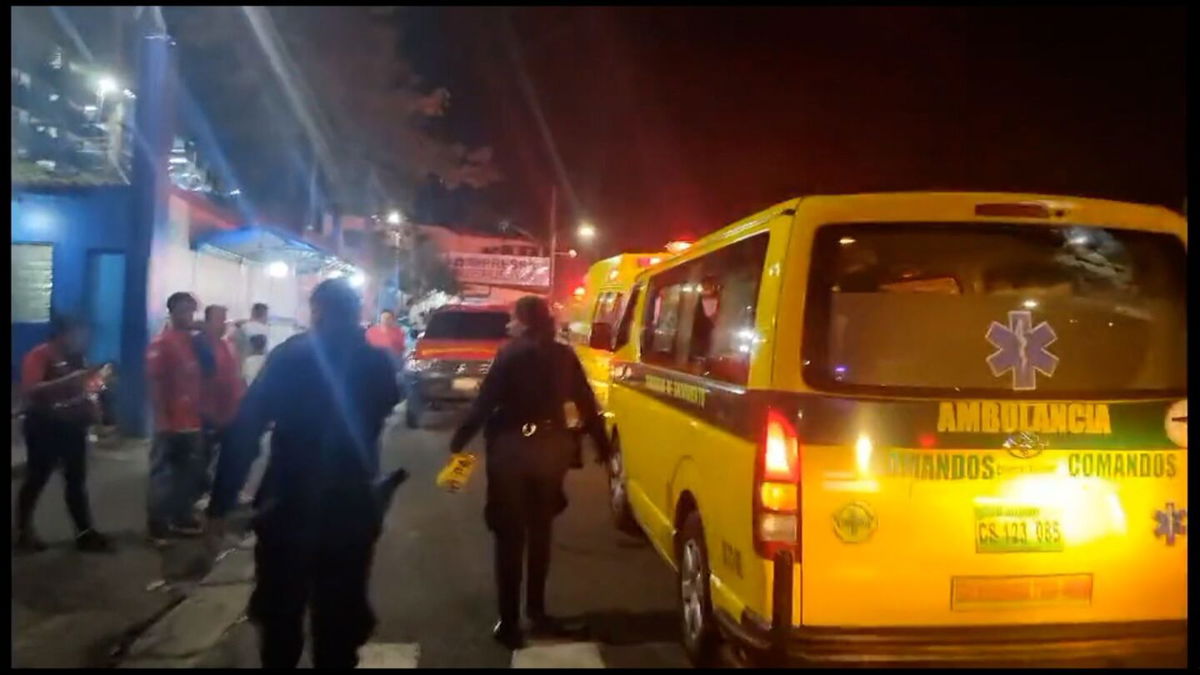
[437,453,478,493]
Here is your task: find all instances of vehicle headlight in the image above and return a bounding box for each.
[406,358,432,373]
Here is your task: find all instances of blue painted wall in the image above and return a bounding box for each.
[87,251,127,365]
[11,187,134,380]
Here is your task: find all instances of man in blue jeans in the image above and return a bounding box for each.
[145,292,209,542]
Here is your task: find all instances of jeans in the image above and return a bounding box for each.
[199,424,230,505]
[16,415,93,534]
[147,432,206,529]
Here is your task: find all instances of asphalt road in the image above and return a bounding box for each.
[197,405,692,668]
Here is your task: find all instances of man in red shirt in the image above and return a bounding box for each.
[146,292,207,541]
[366,309,406,367]
[199,305,244,506]
[15,316,112,552]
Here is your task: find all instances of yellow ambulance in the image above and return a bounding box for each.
[603,192,1187,666]
[567,252,675,408]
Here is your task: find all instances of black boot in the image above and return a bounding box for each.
[15,527,48,553]
[492,619,525,650]
[75,529,114,553]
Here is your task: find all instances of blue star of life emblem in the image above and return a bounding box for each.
[1154,502,1186,546]
[986,311,1059,391]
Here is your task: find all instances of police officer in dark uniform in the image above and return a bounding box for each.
[450,295,611,650]
[206,279,401,668]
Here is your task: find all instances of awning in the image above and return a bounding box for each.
[192,226,341,274]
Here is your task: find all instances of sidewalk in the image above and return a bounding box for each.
[10,431,258,668]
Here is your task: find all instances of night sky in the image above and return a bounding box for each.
[405,6,1185,256]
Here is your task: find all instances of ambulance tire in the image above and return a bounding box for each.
[607,435,640,535]
[678,511,721,667]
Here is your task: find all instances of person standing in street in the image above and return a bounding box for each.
[14,316,113,553]
[206,279,401,669]
[366,309,407,366]
[146,292,208,543]
[242,334,268,386]
[234,303,271,369]
[449,295,612,650]
[198,305,244,510]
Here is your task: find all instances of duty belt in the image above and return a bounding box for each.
[519,419,558,437]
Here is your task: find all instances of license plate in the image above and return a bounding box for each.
[975,504,1064,553]
[451,377,480,392]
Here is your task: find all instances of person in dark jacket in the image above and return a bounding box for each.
[205,279,400,669]
[449,295,612,650]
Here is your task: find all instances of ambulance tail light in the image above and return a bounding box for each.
[754,408,801,559]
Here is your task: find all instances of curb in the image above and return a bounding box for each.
[117,541,257,668]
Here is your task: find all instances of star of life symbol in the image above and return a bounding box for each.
[1154,502,1187,546]
[986,311,1059,391]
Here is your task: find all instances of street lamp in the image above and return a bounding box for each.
[95,75,119,98]
[577,222,597,241]
[95,75,119,114]
[386,210,403,225]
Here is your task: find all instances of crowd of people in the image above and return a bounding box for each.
[15,284,607,667]
[13,298,277,550]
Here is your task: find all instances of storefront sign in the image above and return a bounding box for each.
[445,253,550,289]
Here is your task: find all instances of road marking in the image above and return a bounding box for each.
[358,642,421,668]
[511,641,605,669]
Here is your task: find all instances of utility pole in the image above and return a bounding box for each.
[547,184,558,300]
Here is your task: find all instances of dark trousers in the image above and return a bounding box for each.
[249,524,378,669]
[486,430,571,625]
[200,424,229,502]
[147,432,206,529]
[16,415,93,534]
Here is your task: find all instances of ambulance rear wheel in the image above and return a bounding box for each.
[678,511,721,667]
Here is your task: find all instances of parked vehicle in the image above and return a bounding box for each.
[603,192,1187,667]
[403,305,511,429]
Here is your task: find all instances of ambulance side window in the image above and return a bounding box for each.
[614,285,641,351]
[685,233,769,385]
[593,291,625,327]
[641,266,694,369]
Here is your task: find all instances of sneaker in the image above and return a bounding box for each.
[75,529,114,553]
[14,530,48,553]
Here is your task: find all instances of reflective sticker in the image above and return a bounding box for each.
[832,501,877,543]
[986,311,1059,391]
[1154,502,1187,546]
[1165,400,1187,448]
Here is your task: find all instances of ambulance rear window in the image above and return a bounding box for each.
[802,223,1187,399]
